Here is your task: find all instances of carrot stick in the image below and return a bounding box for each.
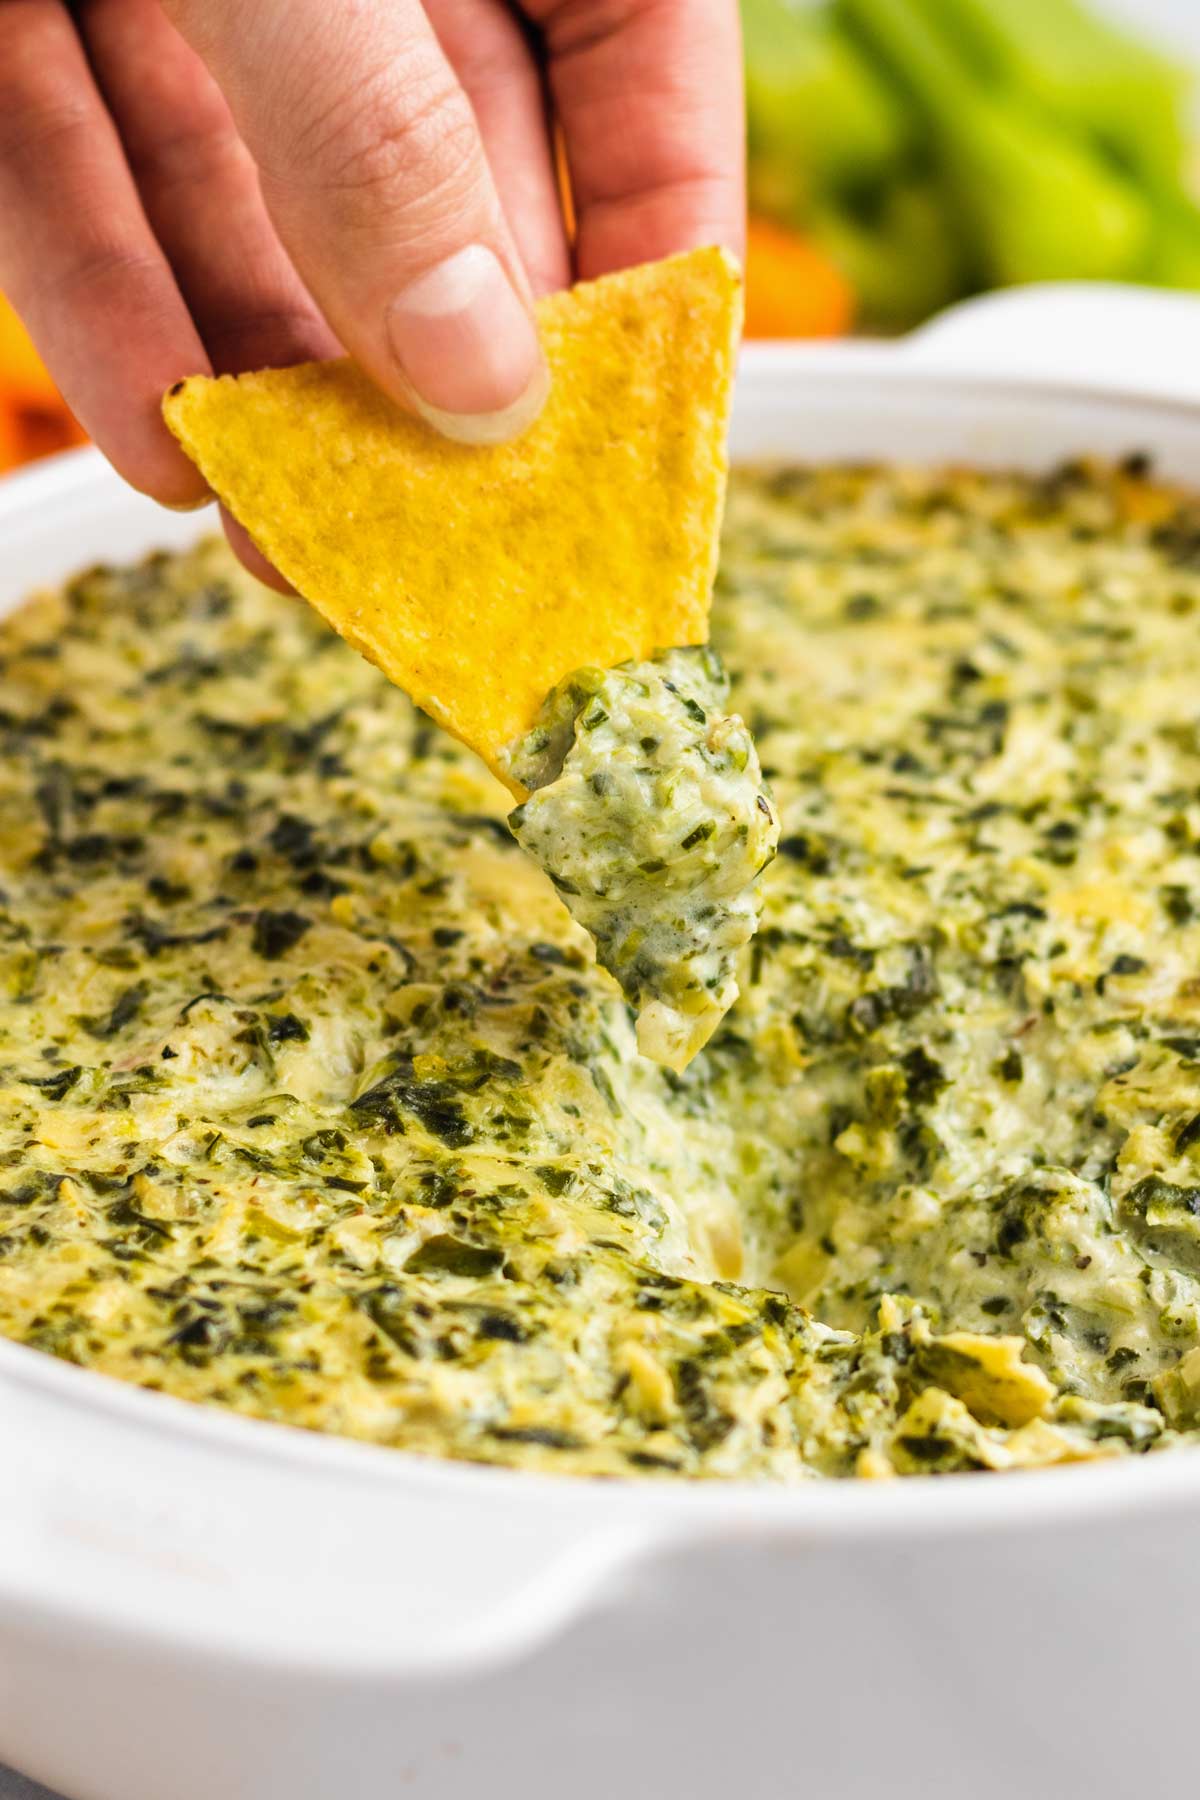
[743,214,855,338]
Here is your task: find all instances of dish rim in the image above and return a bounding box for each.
[5,339,1200,1604]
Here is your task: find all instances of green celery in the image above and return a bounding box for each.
[1145,195,1200,289]
[836,0,1151,285]
[743,0,912,219]
[812,176,970,330]
[917,0,1190,189]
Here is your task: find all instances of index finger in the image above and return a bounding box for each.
[529,0,745,278]
[0,0,211,505]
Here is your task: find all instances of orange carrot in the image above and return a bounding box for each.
[0,292,61,410]
[743,214,855,338]
[0,400,21,474]
[0,292,87,470]
[13,403,87,465]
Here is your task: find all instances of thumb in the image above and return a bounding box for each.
[162,0,548,444]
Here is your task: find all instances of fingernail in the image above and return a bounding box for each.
[161,492,214,513]
[386,245,548,445]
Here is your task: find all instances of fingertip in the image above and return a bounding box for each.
[78,383,214,508]
[113,432,213,510]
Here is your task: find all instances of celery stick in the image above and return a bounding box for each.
[812,177,971,330]
[918,0,1190,188]
[743,0,912,215]
[836,0,1151,285]
[1146,197,1200,289]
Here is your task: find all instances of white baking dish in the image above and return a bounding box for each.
[3,286,1200,1800]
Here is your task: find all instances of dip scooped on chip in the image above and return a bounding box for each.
[163,248,775,1066]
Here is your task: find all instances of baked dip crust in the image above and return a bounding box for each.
[3,458,1200,1479]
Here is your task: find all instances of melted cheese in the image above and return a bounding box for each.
[2,459,1200,1479]
[504,647,778,1069]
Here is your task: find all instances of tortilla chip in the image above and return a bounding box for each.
[163,248,741,787]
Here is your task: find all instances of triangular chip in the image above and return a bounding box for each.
[163,247,742,788]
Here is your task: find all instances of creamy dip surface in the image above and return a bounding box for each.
[504,647,778,1071]
[6,458,1200,1480]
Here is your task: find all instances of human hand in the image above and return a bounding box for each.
[0,0,744,580]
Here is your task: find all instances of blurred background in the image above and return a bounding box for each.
[742,0,1200,336]
[2,0,1199,474]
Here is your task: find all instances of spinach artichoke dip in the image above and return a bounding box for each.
[8,456,1200,1481]
[503,648,778,1071]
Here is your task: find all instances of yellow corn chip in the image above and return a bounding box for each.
[163,247,742,790]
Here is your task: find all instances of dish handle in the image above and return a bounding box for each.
[902,281,1200,403]
[0,1349,663,1680]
